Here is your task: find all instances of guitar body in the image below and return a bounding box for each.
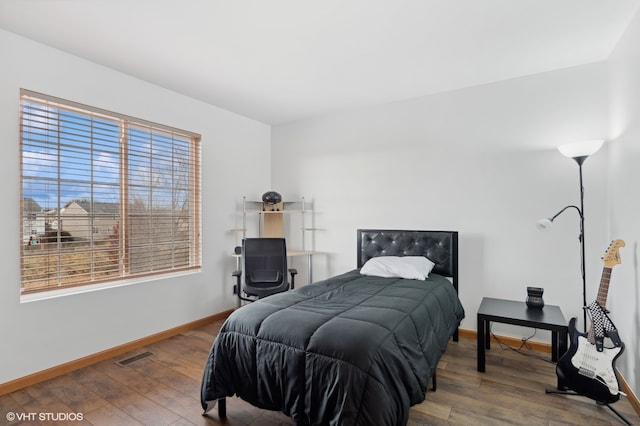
[556,317,624,404]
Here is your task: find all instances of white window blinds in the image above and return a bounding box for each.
[20,89,201,294]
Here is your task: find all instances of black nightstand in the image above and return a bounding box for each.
[477,297,569,372]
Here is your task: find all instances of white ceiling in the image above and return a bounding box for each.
[1,0,639,125]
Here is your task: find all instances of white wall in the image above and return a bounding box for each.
[272,63,613,364]
[0,29,270,384]
[608,9,640,395]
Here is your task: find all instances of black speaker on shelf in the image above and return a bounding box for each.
[526,286,544,309]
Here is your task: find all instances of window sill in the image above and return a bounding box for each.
[20,269,201,304]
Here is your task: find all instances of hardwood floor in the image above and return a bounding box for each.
[1,319,637,425]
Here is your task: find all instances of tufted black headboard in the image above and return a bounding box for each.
[357,229,458,293]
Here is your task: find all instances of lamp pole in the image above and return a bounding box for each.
[575,158,588,331]
[556,155,588,332]
[538,140,603,333]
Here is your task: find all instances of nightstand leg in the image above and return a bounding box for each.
[484,319,491,350]
[551,332,559,362]
[477,315,486,372]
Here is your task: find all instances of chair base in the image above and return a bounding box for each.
[233,269,298,302]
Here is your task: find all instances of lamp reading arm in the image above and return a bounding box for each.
[536,205,583,234]
[537,203,588,330]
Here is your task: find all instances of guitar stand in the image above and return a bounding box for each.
[545,388,632,425]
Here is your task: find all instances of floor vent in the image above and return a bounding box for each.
[116,351,154,367]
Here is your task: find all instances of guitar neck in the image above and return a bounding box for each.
[588,266,612,344]
[596,267,612,307]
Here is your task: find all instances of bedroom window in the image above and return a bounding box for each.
[19,89,201,294]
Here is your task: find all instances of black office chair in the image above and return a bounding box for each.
[233,238,297,302]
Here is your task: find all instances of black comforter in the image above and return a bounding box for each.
[201,269,465,425]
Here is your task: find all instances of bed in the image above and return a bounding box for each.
[201,229,465,425]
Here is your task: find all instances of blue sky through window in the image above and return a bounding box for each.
[21,101,192,213]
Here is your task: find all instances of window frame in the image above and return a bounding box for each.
[19,89,202,295]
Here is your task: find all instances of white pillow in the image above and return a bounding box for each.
[359,256,435,280]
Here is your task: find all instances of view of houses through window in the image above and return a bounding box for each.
[20,90,201,294]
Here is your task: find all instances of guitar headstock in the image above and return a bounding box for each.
[602,239,625,268]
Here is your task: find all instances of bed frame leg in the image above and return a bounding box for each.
[218,398,226,418]
[431,371,437,391]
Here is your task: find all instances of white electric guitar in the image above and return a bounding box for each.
[556,239,625,404]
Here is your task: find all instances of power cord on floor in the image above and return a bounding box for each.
[489,325,555,364]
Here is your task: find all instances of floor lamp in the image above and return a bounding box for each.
[540,140,630,424]
[536,140,603,332]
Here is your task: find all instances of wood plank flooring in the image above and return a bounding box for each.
[1,319,637,425]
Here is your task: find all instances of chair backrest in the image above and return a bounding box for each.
[241,238,290,298]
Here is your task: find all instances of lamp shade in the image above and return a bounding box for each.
[557,140,604,159]
[536,218,552,231]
